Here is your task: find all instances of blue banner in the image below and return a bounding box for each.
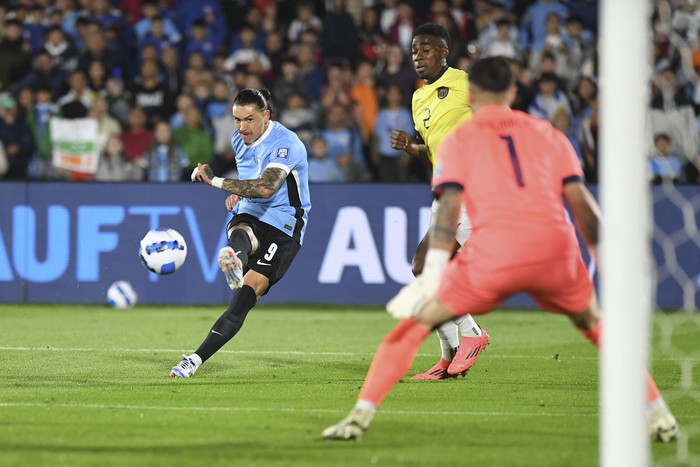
[0,182,696,308]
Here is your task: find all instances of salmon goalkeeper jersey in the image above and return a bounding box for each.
[411,67,472,172]
[433,105,585,270]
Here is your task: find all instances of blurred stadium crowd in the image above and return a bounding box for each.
[0,0,697,185]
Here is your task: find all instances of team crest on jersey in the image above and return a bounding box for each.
[276,148,289,159]
[437,86,449,99]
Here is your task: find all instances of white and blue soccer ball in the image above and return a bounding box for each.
[139,228,187,275]
[107,280,138,308]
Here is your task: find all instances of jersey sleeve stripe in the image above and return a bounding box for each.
[433,181,464,199]
[285,169,305,244]
[562,175,585,186]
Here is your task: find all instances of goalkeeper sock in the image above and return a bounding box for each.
[358,318,430,407]
[194,285,257,362]
[436,321,460,361]
[355,400,376,411]
[455,314,482,338]
[228,229,252,267]
[578,321,662,403]
[578,321,601,347]
[645,372,662,404]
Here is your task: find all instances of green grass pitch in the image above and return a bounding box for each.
[0,304,698,466]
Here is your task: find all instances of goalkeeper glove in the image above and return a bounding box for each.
[386,248,450,319]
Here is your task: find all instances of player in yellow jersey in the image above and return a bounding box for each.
[389,23,489,380]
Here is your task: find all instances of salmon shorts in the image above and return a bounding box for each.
[438,253,593,316]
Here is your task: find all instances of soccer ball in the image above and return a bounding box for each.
[107,280,137,308]
[139,228,187,275]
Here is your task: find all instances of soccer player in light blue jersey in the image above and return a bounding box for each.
[170,88,311,378]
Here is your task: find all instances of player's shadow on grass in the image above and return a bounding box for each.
[116,353,373,380]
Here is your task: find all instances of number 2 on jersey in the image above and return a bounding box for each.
[499,135,525,187]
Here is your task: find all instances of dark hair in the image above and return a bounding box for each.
[468,57,514,93]
[495,18,511,28]
[233,88,273,113]
[75,17,92,27]
[546,12,561,22]
[47,25,64,35]
[287,89,307,101]
[566,15,584,26]
[654,133,671,143]
[69,69,87,79]
[61,100,88,119]
[412,23,450,48]
[539,72,559,84]
[311,134,327,145]
[541,50,557,62]
[34,84,52,94]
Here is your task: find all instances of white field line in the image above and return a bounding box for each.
[0,401,597,418]
[0,346,597,359]
[0,346,696,362]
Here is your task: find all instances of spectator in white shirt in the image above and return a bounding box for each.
[528,72,572,122]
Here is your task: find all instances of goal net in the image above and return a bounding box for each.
[650,182,700,465]
[601,1,699,465]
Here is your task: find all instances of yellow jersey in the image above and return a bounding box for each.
[411,67,472,171]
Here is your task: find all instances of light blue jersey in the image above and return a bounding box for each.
[230,121,311,244]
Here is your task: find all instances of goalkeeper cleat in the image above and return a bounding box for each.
[410,358,456,380]
[218,246,244,290]
[170,355,198,378]
[648,404,680,443]
[321,420,366,441]
[322,407,375,441]
[447,328,490,376]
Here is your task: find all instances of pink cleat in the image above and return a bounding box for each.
[410,358,456,380]
[447,328,490,376]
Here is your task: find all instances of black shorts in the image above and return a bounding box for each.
[227,213,301,287]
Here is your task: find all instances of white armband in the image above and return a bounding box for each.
[211,177,224,189]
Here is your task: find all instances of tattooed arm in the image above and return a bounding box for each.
[192,163,287,199]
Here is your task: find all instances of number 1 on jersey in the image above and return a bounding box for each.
[499,135,525,187]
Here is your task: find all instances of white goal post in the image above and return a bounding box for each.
[600,0,652,466]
